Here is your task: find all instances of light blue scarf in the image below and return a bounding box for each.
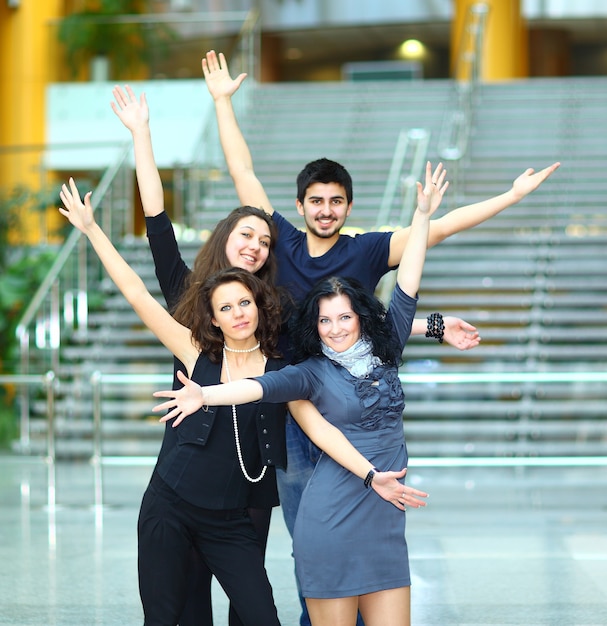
[321,338,382,378]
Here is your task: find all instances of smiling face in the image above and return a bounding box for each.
[317,293,361,353]
[296,182,352,240]
[211,281,259,347]
[224,216,272,273]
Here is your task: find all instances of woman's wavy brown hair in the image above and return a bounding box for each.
[190,268,283,363]
[172,206,277,330]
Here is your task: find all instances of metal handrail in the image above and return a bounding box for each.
[90,372,172,464]
[375,128,430,229]
[15,144,131,340]
[90,371,172,506]
[399,371,607,384]
[14,144,131,436]
[0,372,56,458]
[0,372,58,509]
[374,128,429,303]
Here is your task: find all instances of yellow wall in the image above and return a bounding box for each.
[451,0,528,81]
[0,0,64,243]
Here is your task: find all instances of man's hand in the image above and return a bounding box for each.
[110,85,150,134]
[511,162,561,202]
[202,50,247,101]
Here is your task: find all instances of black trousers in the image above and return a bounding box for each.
[137,472,280,626]
[179,507,273,626]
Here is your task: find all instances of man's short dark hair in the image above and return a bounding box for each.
[296,158,353,205]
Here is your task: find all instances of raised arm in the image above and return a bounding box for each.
[390,163,477,348]
[58,178,198,373]
[111,85,165,217]
[202,50,275,214]
[397,161,448,297]
[388,161,561,267]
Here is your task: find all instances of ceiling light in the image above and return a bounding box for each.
[399,39,425,60]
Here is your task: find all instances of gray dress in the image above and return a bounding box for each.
[256,284,417,598]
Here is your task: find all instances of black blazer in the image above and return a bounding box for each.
[155,353,287,508]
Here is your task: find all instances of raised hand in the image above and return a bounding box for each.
[202,50,247,101]
[110,85,149,133]
[417,161,449,216]
[511,162,561,200]
[58,178,95,233]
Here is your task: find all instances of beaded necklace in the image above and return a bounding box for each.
[222,344,267,483]
[224,342,261,354]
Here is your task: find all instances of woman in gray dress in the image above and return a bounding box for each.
[154,163,447,626]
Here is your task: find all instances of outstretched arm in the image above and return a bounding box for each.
[387,161,561,266]
[154,370,262,425]
[202,50,275,214]
[111,85,164,217]
[410,315,480,349]
[58,179,197,372]
[153,372,428,510]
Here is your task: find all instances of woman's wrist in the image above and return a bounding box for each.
[200,385,209,412]
[425,312,444,343]
[363,467,379,488]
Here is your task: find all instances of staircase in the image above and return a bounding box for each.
[26,239,200,458]
[22,77,607,459]
[402,77,607,457]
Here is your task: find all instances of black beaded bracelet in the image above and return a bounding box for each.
[425,312,444,343]
[364,467,379,488]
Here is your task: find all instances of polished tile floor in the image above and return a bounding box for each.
[1,454,606,626]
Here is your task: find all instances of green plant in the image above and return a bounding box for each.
[58,0,176,79]
[0,403,18,450]
[0,249,59,369]
[0,186,59,446]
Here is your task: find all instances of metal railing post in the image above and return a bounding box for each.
[44,370,57,511]
[376,128,430,230]
[91,371,104,508]
[44,370,57,464]
[18,330,31,450]
[91,371,103,463]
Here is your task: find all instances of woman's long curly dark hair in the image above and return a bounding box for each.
[173,206,278,329]
[191,268,283,363]
[289,276,400,366]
